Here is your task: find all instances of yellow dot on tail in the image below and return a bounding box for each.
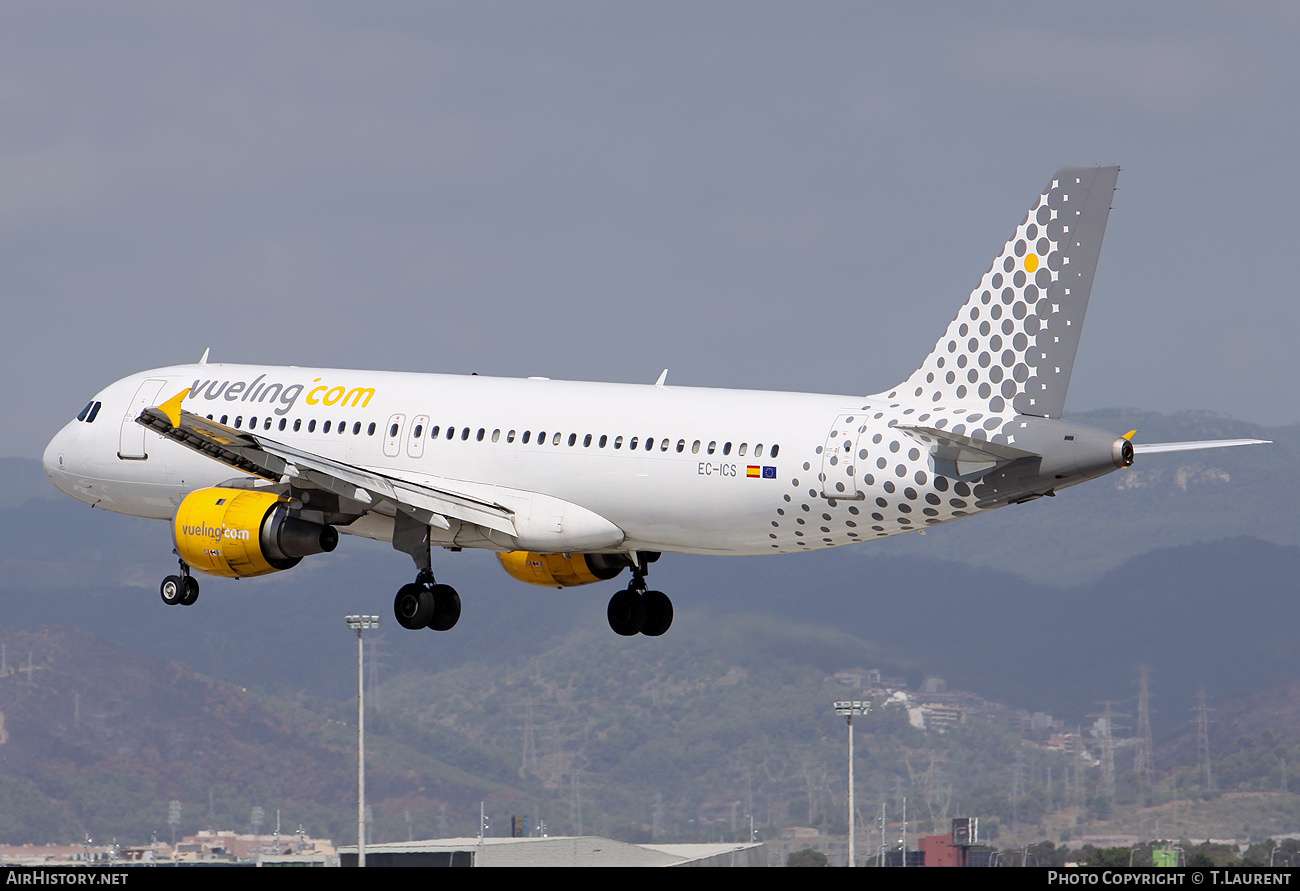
[1025,253,1039,272]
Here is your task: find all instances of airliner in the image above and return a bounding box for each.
[43,166,1267,637]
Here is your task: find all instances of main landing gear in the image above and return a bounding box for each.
[394,570,462,632]
[160,559,199,607]
[607,555,672,637]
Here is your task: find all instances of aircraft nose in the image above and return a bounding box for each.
[43,422,78,493]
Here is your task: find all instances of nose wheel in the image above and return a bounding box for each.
[606,555,672,636]
[160,561,199,606]
[394,571,461,631]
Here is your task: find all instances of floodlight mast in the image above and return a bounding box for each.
[834,699,871,867]
[346,615,380,867]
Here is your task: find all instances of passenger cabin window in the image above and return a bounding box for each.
[367,422,376,435]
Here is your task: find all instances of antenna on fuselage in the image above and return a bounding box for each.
[654,369,668,388]
[199,348,210,365]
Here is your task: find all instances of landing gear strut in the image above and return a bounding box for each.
[393,570,461,632]
[160,558,199,607]
[607,553,672,637]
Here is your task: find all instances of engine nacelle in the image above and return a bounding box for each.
[173,487,337,579]
[497,551,630,588]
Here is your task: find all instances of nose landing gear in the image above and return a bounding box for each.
[160,559,199,606]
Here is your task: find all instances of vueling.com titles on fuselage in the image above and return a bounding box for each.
[187,375,376,416]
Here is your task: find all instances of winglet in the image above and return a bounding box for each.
[156,389,188,428]
[1123,430,1137,441]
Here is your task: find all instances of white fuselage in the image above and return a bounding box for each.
[43,363,1007,558]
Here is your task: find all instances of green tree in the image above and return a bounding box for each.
[787,848,829,867]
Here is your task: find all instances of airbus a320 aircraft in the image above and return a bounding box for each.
[44,167,1267,637]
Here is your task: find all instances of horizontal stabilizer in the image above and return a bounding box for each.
[897,425,1038,479]
[1133,438,1270,455]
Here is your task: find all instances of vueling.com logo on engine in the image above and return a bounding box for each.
[188,374,376,416]
[180,521,251,543]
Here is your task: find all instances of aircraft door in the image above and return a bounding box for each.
[408,415,429,458]
[819,413,864,500]
[383,414,406,458]
[119,379,168,460]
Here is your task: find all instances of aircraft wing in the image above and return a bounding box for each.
[135,393,517,538]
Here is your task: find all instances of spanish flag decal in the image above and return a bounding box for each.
[747,465,761,478]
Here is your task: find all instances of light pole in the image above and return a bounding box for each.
[346,614,380,867]
[834,699,871,867]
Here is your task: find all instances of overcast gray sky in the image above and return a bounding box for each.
[6,1,1297,458]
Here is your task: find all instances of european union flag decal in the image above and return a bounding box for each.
[762,466,776,479]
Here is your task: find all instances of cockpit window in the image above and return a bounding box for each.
[77,402,93,422]
[85,401,101,423]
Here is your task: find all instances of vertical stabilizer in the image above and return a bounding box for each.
[880,166,1119,418]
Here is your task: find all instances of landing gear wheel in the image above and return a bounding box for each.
[426,584,461,632]
[394,583,435,629]
[179,575,200,606]
[607,589,646,636]
[641,590,673,637]
[160,576,184,606]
